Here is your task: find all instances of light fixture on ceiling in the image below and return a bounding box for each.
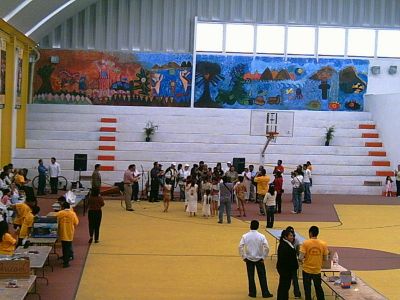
[388,65,397,75]
[370,66,380,75]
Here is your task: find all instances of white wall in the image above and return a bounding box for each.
[367,58,400,95]
[365,93,400,169]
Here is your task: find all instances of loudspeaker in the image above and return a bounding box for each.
[233,157,245,174]
[74,154,87,171]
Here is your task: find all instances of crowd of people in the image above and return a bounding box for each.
[121,160,314,226]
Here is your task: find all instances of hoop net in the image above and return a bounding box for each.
[266,131,279,143]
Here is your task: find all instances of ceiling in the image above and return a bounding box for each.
[0,0,97,42]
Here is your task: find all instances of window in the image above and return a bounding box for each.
[287,26,315,55]
[196,23,223,52]
[377,30,400,57]
[256,25,285,54]
[318,27,345,56]
[225,24,254,53]
[347,28,375,57]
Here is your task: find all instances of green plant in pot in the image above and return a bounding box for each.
[144,121,158,142]
[325,125,335,146]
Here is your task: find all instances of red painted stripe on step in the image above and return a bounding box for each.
[101,118,117,123]
[99,136,116,141]
[365,142,382,147]
[362,133,379,138]
[99,145,115,151]
[99,166,114,171]
[98,155,115,161]
[372,161,391,166]
[376,171,394,177]
[359,124,375,129]
[100,127,116,132]
[368,151,386,156]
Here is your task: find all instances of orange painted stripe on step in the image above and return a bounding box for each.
[99,136,116,141]
[368,151,386,156]
[98,155,115,161]
[372,161,391,166]
[99,145,115,151]
[99,166,114,171]
[100,127,116,132]
[362,133,379,138]
[365,142,382,147]
[101,118,117,123]
[376,171,394,177]
[359,124,375,129]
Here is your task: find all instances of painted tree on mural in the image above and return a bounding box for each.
[37,64,55,94]
[216,63,249,105]
[195,61,223,107]
[132,68,151,95]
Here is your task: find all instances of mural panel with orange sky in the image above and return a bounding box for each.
[33,49,192,107]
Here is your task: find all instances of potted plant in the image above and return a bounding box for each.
[325,125,335,146]
[144,121,158,142]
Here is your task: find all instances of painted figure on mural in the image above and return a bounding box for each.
[179,70,190,93]
[150,73,163,96]
[96,59,111,94]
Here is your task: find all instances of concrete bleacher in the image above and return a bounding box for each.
[12,104,393,195]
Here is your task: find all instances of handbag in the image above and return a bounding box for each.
[296,177,304,193]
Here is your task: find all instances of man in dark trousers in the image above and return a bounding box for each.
[149,162,161,202]
[299,226,329,300]
[239,220,273,298]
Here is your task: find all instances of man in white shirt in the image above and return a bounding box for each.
[239,220,273,298]
[291,170,304,214]
[178,164,190,201]
[48,157,61,194]
[302,164,312,204]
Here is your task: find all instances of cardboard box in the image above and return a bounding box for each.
[0,258,30,278]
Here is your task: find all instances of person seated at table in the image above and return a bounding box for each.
[14,169,29,189]
[0,220,16,255]
[17,205,40,247]
[57,201,79,268]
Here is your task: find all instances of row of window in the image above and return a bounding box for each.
[195,22,400,58]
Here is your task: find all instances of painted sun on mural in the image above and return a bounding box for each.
[33,50,192,107]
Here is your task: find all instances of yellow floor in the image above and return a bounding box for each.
[76,201,400,299]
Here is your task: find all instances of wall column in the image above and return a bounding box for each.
[16,44,30,148]
[0,36,15,166]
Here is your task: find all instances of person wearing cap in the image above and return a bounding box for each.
[164,163,178,201]
[178,164,190,201]
[91,164,102,190]
[225,161,232,173]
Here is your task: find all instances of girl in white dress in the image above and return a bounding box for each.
[186,179,198,216]
[202,190,211,218]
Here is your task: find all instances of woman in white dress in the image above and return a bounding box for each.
[186,178,198,216]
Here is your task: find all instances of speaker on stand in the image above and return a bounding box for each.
[233,157,246,174]
[74,154,87,188]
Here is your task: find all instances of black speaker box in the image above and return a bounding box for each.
[233,157,245,174]
[74,154,87,171]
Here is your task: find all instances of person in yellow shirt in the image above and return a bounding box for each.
[254,169,270,216]
[18,205,40,246]
[0,220,16,255]
[299,226,329,300]
[57,201,79,268]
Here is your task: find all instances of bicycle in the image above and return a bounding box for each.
[31,175,68,192]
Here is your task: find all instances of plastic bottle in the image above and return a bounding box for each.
[332,251,339,266]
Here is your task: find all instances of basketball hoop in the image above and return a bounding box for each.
[266,131,279,143]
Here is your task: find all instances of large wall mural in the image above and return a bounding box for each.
[194,55,368,111]
[33,50,192,107]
